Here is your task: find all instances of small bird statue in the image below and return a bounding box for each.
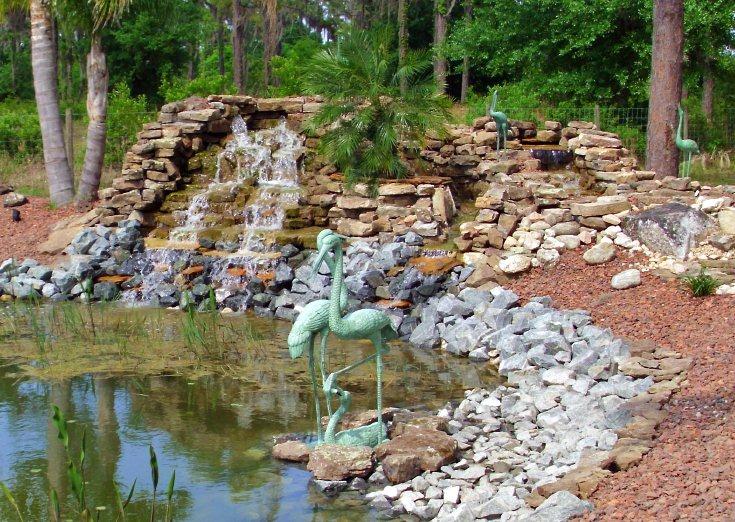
[487,90,509,155]
[676,105,699,178]
[11,209,20,223]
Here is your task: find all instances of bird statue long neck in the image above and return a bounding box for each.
[676,107,684,147]
[324,389,351,443]
[328,244,349,336]
[490,90,498,113]
[323,254,348,311]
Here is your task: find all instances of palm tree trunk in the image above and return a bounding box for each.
[645,0,683,180]
[398,0,408,95]
[30,0,75,205]
[77,32,108,203]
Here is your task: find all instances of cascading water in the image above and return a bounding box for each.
[240,123,301,253]
[130,117,303,307]
[167,116,302,252]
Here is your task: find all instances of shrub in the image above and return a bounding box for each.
[682,269,720,297]
[302,27,451,188]
[0,99,42,156]
[106,84,152,165]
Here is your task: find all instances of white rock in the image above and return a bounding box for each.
[611,269,641,290]
[582,242,616,265]
[499,255,532,274]
[541,367,575,385]
[443,485,460,504]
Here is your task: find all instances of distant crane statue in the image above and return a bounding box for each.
[676,105,699,178]
[488,90,509,154]
[287,229,348,442]
[311,230,398,445]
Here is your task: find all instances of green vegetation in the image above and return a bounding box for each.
[303,27,451,187]
[0,0,734,195]
[682,269,721,296]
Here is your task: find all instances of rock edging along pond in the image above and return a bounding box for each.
[0,224,690,520]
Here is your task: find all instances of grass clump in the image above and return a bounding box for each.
[682,269,720,297]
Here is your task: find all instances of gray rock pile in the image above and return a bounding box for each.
[365,296,657,520]
[0,220,143,301]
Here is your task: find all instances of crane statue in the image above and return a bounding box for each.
[287,229,348,442]
[311,230,398,445]
[488,90,509,155]
[676,105,699,178]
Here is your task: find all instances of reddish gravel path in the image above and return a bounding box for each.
[507,251,735,521]
[0,197,80,265]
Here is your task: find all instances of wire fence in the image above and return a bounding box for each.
[2,107,735,163]
[499,106,735,158]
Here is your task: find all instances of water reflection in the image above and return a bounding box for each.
[0,313,499,520]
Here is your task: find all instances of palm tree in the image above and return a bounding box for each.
[68,0,133,203]
[28,0,76,205]
[302,27,451,188]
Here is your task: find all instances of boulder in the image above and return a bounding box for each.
[570,196,630,217]
[3,192,27,208]
[337,219,375,237]
[623,202,714,259]
[499,255,532,274]
[527,491,593,521]
[582,242,616,265]
[381,454,422,484]
[307,444,375,481]
[611,269,641,290]
[272,440,311,463]
[39,226,85,255]
[375,428,457,478]
[718,208,735,234]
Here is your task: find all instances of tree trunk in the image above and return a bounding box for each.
[460,0,472,103]
[398,0,408,95]
[262,0,279,89]
[702,58,714,123]
[433,0,455,92]
[646,0,683,180]
[77,33,109,203]
[216,14,225,76]
[30,0,74,205]
[233,0,246,93]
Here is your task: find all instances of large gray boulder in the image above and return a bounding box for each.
[623,202,714,259]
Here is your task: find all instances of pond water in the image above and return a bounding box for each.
[0,303,499,521]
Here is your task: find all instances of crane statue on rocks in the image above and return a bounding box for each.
[287,229,348,442]
[488,90,509,155]
[676,105,699,178]
[310,230,398,446]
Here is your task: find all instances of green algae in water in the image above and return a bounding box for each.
[0,303,500,520]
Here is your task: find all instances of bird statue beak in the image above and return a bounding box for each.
[311,243,331,277]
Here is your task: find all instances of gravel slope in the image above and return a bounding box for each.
[508,251,735,521]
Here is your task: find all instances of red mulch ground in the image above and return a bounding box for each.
[507,251,735,521]
[0,197,80,265]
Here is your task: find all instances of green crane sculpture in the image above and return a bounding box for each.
[321,357,387,446]
[287,229,348,442]
[676,105,699,178]
[488,90,509,154]
[312,231,398,445]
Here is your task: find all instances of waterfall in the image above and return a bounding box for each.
[167,117,303,251]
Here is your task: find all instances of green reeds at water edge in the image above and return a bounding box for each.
[0,405,177,521]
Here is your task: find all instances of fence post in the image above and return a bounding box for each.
[594,104,601,129]
[64,108,74,174]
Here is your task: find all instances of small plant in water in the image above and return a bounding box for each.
[0,405,176,521]
[682,269,720,297]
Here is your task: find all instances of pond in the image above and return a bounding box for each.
[0,303,500,521]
